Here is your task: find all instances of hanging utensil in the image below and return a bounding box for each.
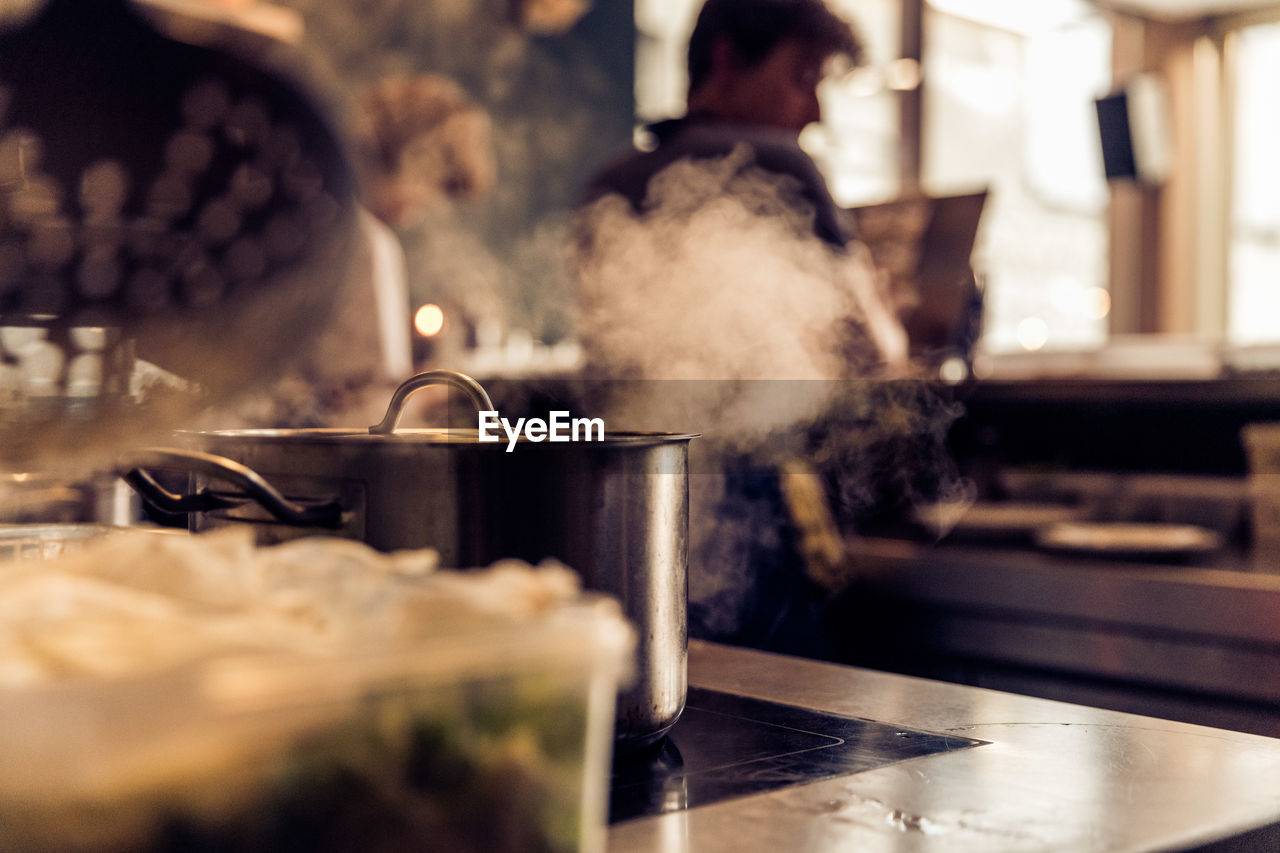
[0,0,359,469]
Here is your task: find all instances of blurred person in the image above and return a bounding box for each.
[577,0,907,379]
[585,0,856,246]
[229,70,500,428]
[355,73,506,378]
[356,73,496,231]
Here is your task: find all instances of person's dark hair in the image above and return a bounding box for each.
[687,0,865,94]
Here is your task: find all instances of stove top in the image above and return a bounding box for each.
[610,687,985,823]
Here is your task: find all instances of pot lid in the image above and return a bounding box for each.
[196,371,698,445]
[194,427,701,445]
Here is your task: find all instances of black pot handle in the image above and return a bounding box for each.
[117,447,343,528]
[369,369,495,435]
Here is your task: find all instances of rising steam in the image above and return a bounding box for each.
[573,145,963,650]
[576,143,905,386]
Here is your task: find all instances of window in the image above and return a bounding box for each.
[805,0,903,203]
[922,1,1112,353]
[634,0,703,124]
[1228,21,1280,345]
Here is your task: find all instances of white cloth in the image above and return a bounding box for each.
[361,209,413,380]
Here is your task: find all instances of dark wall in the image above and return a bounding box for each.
[949,377,1280,479]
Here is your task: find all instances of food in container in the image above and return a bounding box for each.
[0,528,633,853]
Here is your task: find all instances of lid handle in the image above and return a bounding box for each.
[368,369,495,435]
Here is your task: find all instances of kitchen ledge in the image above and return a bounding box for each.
[844,537,1280,647]
[608,640,1280,852]
[831,538,1280,720]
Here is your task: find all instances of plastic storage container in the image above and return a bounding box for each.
[0,590,633,853]
[0,523,121,561]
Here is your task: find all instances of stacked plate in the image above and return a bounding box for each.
[916,500,1224,562]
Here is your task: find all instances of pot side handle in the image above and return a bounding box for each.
[117,447,343,528]
[368,369,495,435]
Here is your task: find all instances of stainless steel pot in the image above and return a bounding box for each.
[119,370,696,750]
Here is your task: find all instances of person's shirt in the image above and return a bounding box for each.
[583,115,852,249]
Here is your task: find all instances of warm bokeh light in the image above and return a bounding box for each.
[1017,317,1050,351]
[938,355,970,384]
[414,303,445,337]
[1087,286,1112,320]
[884,58,922,91]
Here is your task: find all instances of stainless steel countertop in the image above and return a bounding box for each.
[608,640,1280,852]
